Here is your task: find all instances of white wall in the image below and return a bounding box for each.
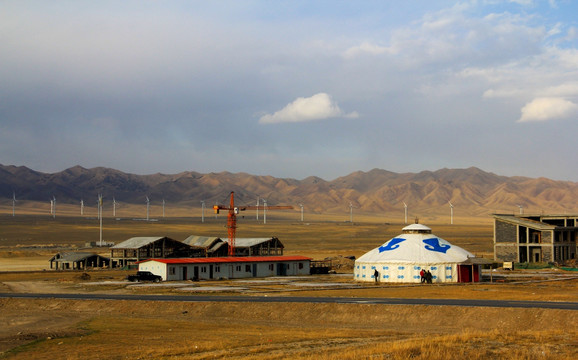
[139,260,310,281]
[354,262,458,283]
[139,261,168,280]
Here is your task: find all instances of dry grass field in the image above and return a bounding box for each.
[1,204,577,359]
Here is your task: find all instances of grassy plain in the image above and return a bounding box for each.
[1,204,577,359]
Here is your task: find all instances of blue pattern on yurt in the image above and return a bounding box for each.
[378,237,406,252]
[422,238,451,253]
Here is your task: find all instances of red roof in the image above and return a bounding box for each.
[138,255,312,265]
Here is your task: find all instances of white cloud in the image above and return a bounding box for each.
[342,41,393,58]
[259,93,359,124]
[518,97,578,122]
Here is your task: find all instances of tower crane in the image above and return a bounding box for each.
[213,191,293,256]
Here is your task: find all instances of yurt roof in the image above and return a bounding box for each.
[356,225,474,264]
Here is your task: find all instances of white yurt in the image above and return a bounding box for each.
[354,223,483,283]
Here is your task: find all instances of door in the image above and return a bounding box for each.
[209,265,214,279]
[193,266,199,281]
[182,266,188,280]
[457,265,471,283]
[531,247,542,263]
[277,263,287,276]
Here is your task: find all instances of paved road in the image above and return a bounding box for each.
[1,292,577,310]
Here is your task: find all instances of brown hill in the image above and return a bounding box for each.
[1,164,577,217]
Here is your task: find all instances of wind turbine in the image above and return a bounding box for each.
[349,202,355,224]
[113,197,117,217]
[403,202,408,224]
[201,200,205,223]
[97,197,101,220]
[299,203,304,222]
[162,198,166,218]
[263,199,268,224]
[98,194,103,246]
[52,196,56,218]
[80,199,84,216]
[449,201,454,225]
[146,196,150,221]
[12,192,16,217]
[256,196,260,221]
[517,204,523,215]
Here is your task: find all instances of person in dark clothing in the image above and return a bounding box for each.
[426,270,433,284]
[374,269,379,283]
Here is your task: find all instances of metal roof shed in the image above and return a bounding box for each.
[110,236,199,268]
[49,252,110,270]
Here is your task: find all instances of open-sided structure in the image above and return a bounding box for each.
[49,252,110,270]
[181,236,284,257]
[182,236,227,257]
[354,223,483,283]
[110,236,199,268]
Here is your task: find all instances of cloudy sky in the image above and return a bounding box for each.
[1,1,578,181]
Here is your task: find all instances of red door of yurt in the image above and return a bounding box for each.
[457,265,470,282]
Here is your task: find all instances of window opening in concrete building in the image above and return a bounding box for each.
[519,246,528,262]
[518,226,527,243]
[529,229,541,243]
[543,219,565,226]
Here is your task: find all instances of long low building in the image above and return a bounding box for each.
[138,256,312,281]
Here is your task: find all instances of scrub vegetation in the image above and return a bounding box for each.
[0,204,576,359]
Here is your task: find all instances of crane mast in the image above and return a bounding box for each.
[214,191,292,256]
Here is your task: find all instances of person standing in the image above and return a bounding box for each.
[374,269,380,283]
[419,269,425,283]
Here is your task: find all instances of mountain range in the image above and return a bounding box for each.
[1,164,577,217]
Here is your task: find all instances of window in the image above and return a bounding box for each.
[245,265,251,272]
[215,266,220,272]
[236,265,241,272]
[201,266,207,273]
[269,264,274,271]
[169,267,175,275]
[298,263,303,269]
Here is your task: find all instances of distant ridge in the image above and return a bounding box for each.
[1,164,577,216]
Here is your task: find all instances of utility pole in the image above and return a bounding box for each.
[98,194,103,247]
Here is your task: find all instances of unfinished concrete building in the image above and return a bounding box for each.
[493,214,578,264]
[110,236,200,268]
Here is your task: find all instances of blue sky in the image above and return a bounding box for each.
[1,0,578,181]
